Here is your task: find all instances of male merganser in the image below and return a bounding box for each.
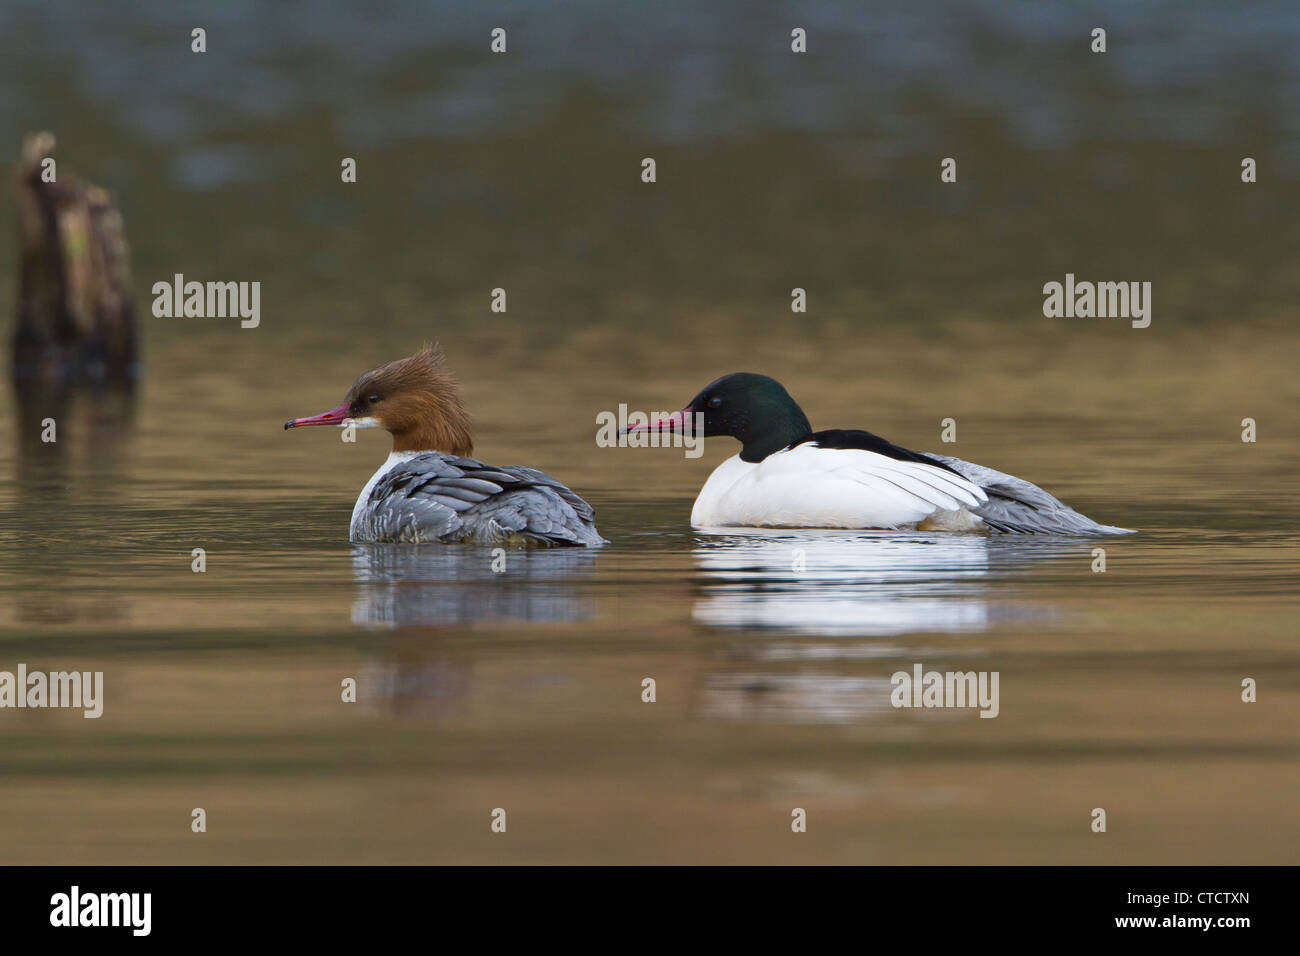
[285,345,605,546]
[629,373,1133,535]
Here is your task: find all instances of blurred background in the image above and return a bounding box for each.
[0,0,1296,863]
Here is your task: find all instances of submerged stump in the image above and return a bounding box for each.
[10,133,137,468]
[12,131,138,385]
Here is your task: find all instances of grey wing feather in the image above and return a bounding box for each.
[356,454,606,547]
[496,465,598,523]
[924,454,1135,535]
[856,457,988,510]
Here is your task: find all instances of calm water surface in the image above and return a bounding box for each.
[0,327,1296,864]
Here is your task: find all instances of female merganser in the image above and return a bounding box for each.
[285,345,606,546]
[629,373,1133,535]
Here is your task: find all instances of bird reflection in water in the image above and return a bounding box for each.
[692,529,995,637]
[350,543,597,629]
[689,530,1077,724]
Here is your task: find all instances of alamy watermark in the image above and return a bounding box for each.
[151,273,260,328]
[890,663,999,718]
[597,405,704,458]
[1043,273,1151,328]
[50,886,150,936]
[0,664,103,718]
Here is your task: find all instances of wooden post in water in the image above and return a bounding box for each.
[10,132,138,470]
[11,131,138,385]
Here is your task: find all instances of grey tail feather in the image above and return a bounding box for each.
[924,453,1136,536]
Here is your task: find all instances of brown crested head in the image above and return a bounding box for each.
[343,344,473,455]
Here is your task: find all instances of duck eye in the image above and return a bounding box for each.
[367,394,381,404]
[707,396,723,408]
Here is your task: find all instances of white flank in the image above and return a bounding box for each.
[690,445,988,530]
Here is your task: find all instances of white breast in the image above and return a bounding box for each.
[690,445,988,530]
[351,451,423,538]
